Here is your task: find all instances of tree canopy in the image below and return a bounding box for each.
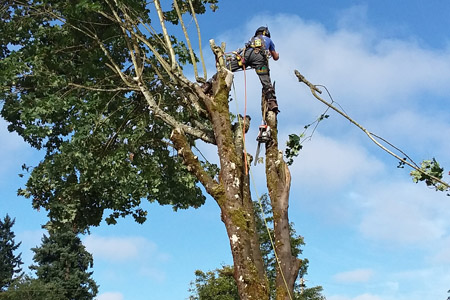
[0,0,222,230]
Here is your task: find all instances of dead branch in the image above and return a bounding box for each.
[188,0,207,82]
[68,83,139,92]
[154,0,180,73]
[294,69,450,191]
[173,0,199,80]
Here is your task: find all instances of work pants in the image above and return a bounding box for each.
[228,48,276,101]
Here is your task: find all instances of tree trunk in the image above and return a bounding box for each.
[172,69,269,300]
[212,71,269,300]
[265,107,302,300]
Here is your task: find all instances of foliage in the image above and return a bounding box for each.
[189,266,239,300]
[0,215,23,291]
[189,195,326,300]
[28,229,98,300]
[164,0,219,23]
[285,134,303,166]
[0,0,220,230]
[410,159,448,193]
[0,275,66,300]
[295,286,326,300]
[285,114,329,166]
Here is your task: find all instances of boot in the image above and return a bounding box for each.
[267,99,280,114]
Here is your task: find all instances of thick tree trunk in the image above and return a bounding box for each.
[173,68,269,299]
[265,108,302,300]
[211,74,268,299]
[211,71,268,300]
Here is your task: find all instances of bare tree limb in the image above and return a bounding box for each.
[173,0,200,80]
[136,80,215,144]
[154,0,179,73]
[294,69,450,191]
[68,83,139,92]
[188,0,207,82]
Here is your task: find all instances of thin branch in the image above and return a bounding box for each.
[104,0,142,80]
[136,80,215,144]
[68,83,139,92]
[369,132,419,169]
[153,0,179,72]
[95,4,175,82]
[294,69,449,190]
[188,0,207,81]
[131,21,176,82]
[173,0,200,80]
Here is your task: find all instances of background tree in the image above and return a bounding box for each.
[0,215,23,291]
[0,275,66,300]
[28,229,98,300]
[189,195,326,300]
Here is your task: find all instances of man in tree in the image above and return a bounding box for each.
[204,26,280,113]
[235,26,280,113]
[0,215,23,291]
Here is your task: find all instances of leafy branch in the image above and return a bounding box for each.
[285,113,329,166]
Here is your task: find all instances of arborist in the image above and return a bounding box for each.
[202,26,280,113]
[229,26,280,113]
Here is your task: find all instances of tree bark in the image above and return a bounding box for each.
[264,108,302,300]
[172,67,269,299]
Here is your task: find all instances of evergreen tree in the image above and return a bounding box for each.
[29,229,98,300]
[0,215,23,291]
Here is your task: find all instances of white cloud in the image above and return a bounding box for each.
[366,109,450,158]
[289,133,384,189]
[83,235,166,262]
[358,182,448,245]
[333,268,374,283]
[220,13,450,126]
[277,15,450,108]
[96,292,124,300]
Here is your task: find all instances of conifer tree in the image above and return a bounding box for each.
[29,229,98,300]
[0,215,23,291]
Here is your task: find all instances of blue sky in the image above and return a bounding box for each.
[1,1,450,300]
